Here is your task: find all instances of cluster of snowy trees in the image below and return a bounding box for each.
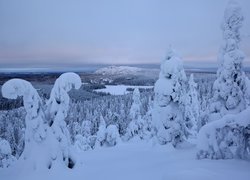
[0,108,25,158]
[1,73,82,169]
[0,87,154,160]
[0,1,249,170]
[0,77,155,169]
[70,87,154,150]
[152,1,250,159]
[0,138,16,168]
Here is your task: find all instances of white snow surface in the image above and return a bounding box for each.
[0,141,249,180]
[94,85,153,95]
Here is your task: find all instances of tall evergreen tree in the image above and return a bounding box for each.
[152,48,188,147]
[210,1,249,121]
[197,1,250,160]
[184,74,200,136]
[126,88,144,139]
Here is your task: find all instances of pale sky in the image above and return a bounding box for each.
[0,0,249,68]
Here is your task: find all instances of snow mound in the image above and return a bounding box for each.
[95,66,141,75]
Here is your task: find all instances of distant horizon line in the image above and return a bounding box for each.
[1,57,250,69]
[0,61,221,68]
[1,62,250,73]
[1,60,250,68]
[0,62,217,71]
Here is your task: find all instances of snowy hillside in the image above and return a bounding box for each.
[95,66,142,75]
[92,65,159,85]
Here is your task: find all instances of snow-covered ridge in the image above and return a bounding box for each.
[95,66,142,75]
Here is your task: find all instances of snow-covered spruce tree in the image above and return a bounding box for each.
[129,88,142,120]
[1,79,49,169]
[184,74,200,136]
[152,48,188,147]
[73,134,91,152]
[209,1,249,121]
[68,121,81,142]
[106,125,121,147]
[0,138,16,168]
[81,120,92,138]
[81,120,97,149]
[126,88,145,139]
[197,1,250,160]
[141,96,154,140]
[95,115,107,148]
[46,72,82,168]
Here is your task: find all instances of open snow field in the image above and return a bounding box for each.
[1,141,249,180]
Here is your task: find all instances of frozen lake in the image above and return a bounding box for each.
[94,85,154,95]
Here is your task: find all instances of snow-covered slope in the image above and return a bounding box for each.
[95,66,142,75]
[1,141,249,180]
[93,66,159,85]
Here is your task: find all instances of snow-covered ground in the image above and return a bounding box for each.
[0,141,249,180]
[94,85,153,95]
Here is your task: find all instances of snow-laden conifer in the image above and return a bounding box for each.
[126,88,145,139]
[152,48,188,147]
[2,79,49,169]
[46,72,82,168]
[210,1,249,121]
[184,74,200,136]
[197,1,250,160]
[95,115,107,147]
[106,125,121,146]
